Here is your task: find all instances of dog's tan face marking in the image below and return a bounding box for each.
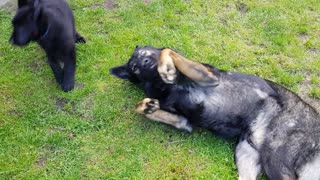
[139,49,152,57]
[129,63,140,75]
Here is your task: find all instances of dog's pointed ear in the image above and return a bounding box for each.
[110,64,130,80]
[18,0,28,8]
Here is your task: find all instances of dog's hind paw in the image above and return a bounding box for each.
[75,32,86,44]
[158,49,177,84]
[76,36,86,44]
[136,98,160,114]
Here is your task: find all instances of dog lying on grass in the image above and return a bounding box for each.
[110,46,320,180]
[9,0,86,92]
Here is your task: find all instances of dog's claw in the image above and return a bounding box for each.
[136,98,160,114]
[144,99,160,114]
[76,36,86,44]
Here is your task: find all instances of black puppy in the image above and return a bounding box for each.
[111,46,320,180]
[9,0,86,92]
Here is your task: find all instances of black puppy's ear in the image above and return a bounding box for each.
[18,0,28,8]
[110,64,130,80]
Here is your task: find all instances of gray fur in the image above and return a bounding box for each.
[110,46,320,179]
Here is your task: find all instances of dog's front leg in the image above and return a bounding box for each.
[62,47,76,92]
[158,49,219,86]
[48,54,63,85]
[135,98,193,132]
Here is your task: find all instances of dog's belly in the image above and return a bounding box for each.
[199,110,244,138]
[177,91,245,138]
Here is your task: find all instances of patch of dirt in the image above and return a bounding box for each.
[236,2,248,15]
[144,0,152,4]
[0,120,5,125]
[90,3,100,8]
[297,33,310,44]
[220,18,228,25]
[55,97,68,109]
[7,109,23,117]
[79,94,95,119]
[104,0,119,9]
[55,97,75,113]
[28,62,43,73]
[0,0,17,13]
[307,47,320,58]
[67,133,75,139]
[36,156,47,167]
[75,82,84,90]
[107,147,115,154]
[298,77,320,113]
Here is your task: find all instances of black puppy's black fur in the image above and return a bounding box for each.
[110,46,320,179]
[10,0,85,92]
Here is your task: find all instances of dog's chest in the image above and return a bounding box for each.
[175,87,221,115]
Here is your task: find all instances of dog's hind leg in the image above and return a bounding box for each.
[75,31,86,43]
[136,98,193,132]
[158,49,218,86]
[235,139,261,180]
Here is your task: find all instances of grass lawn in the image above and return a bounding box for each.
[0,0,319,179]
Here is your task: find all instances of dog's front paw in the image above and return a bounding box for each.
[136,98,160,114]
[158,49,177,84]
[76,36,86,44]
[62,82,74,92]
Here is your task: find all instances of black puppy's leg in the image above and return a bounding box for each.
[62,47,76,92]
[158,49,219,86]
[75,31,86,44]
[235,139,261,180]
[136,98,193,132]
[48,54,63,85]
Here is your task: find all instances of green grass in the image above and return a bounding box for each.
[0,0,320,179]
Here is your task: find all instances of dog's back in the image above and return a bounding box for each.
[38,0,76,43]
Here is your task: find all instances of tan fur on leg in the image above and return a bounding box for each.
[135,98,193,132]
[158,49,219,86]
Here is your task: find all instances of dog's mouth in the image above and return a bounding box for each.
[149,62,157,69]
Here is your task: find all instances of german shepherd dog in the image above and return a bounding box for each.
[9,0,86,92]
[110,46,320,180]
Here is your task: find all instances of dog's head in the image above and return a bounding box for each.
[9,0,42,46]
[110,46,164,84]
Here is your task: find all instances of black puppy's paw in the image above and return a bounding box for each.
[76,36,86,44]
[75,33,86,44]
[62,82,74,92]
[136,98,160,114]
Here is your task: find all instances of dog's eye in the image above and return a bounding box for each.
[144,59,150,64]
[132,65,137,71]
